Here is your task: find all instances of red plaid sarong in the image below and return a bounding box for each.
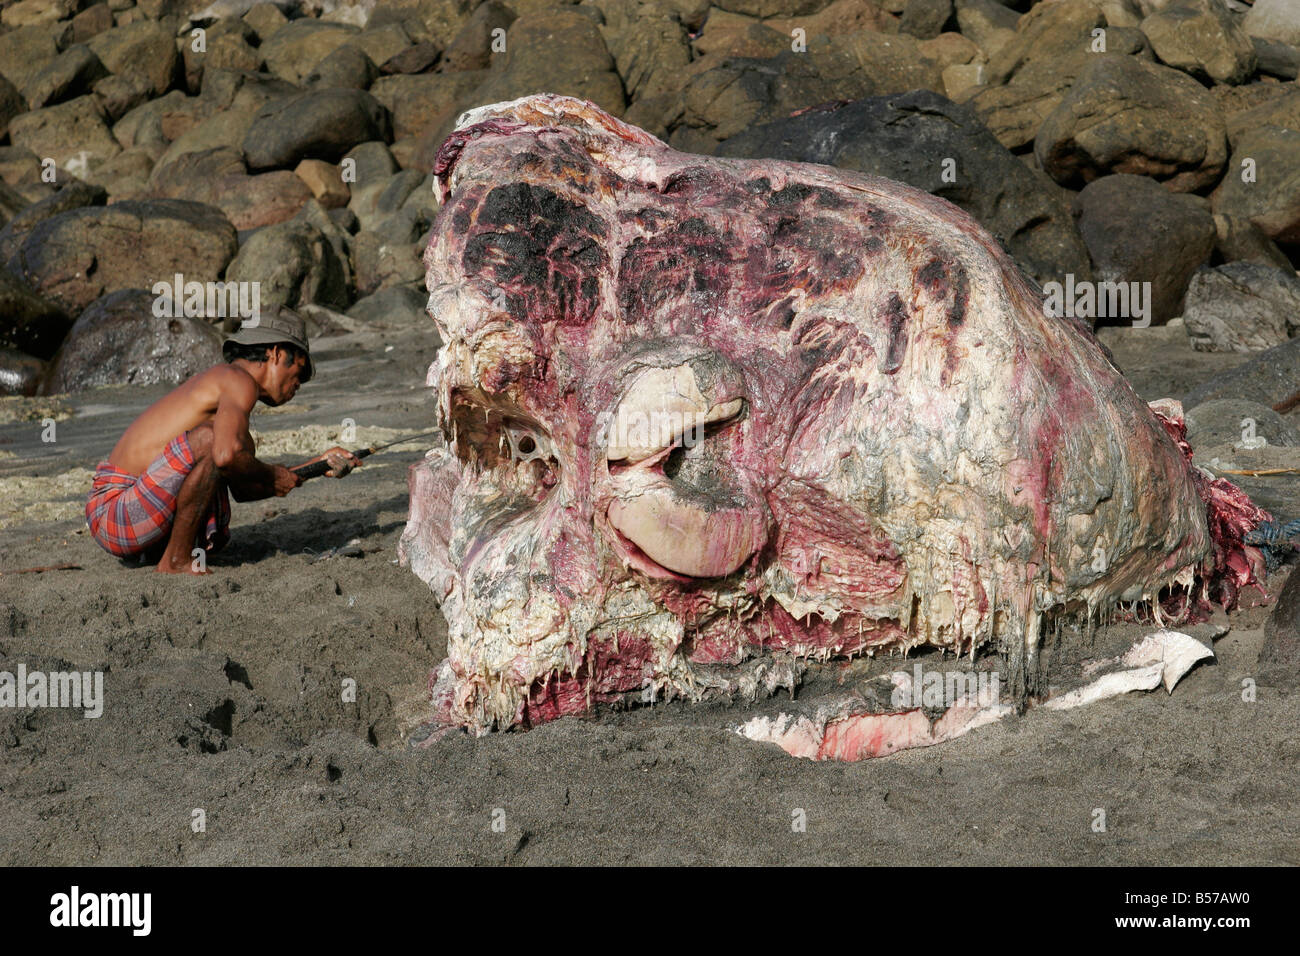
[85,432,231,558]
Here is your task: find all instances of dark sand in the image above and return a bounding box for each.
[1,320,1297,865]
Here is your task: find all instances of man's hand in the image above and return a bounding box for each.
[273,464,303,497]
[321,446,362,478]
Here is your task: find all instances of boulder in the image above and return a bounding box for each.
[1243,0,1300,47]
[0,348,47,397]
[1212,126,1300,245]
[717,90,1092,286]
[693,10,788,59]
[305,43,379,89]
[1035,53,1227,192]
[242,2,288,43]
[1139,0,1256,85]
[1224,87,1300,150]
[470,10,625,118]
[349,21,414,66]
[182,23,265,92]
[351,228,424,294]
[954,0,1019,57]
[1212,213,1295,272]
[969,53,1088,149]
[70,3,113,43]
[1253,37,1300,80]
[380,40,442,74]
[294,158,349,208]
[86,20,180,98]
[1182,262,1300,353]
[678,31,944,145]
[146,146,313,229]
[0,24,62,92]
[0,268,70,359]
[242,88,391,170]
[1072,173,1215,325]
[7,96,122,175]
[21,44,109,110]
[985,0,1104,86]
[899,0,953,40]
[438,0,513,72]
[0,75,27,142]
[42,288,224,394]
[346,283,427,326]
[0,180,108,264]
[1,0,79,29]
[1185,398,1300,449]
[369,71,482,141]
[1183,336,1300,409]
[7,198,238,316]
[259,19,360,84]
[224,219,350,311]
[92,70,157,122]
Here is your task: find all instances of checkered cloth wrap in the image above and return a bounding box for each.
[86,432,230,558]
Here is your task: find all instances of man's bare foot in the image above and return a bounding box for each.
[155,555,209,575]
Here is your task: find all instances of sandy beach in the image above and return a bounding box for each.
[2,319,1296,866]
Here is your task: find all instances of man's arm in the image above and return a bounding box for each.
[211,369,301,502]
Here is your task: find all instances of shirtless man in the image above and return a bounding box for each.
[86,308,361,574]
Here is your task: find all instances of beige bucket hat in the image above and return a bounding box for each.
[222,307,314,383]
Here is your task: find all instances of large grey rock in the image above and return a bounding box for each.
[0,74,25,141]
[305,43,378,90]
[470,10,625,118]
[21,44,108,110]
[1183,262,1300,353]
[1072,173,1215,326]
[7,96,122,174]
[346,283,427,326]
[0,348,46,396]
[1243,0,1300,47]
[899,0,953,40]
[259,19,360,84]
[1035,53,1227,192]
[985,0,1103,85]
[42,288,224,394]
[1253,36,1300,80]
[1183,336,1300,409]
[1140,0,1256,85]
[369,71,481,141]
[438,0,514,72]
[0,181,107,264]
[1212,126,1300,245]
[717,90,1092,286]
[242,89,391,170]
[1213,213,1296,272]
[225,219,350,312]
[1186,398,1300,450]
[86,20,179,98]
[0,268,70,359]
[147,145,313,230]
[677,32,943,145]
[7,198,238,316]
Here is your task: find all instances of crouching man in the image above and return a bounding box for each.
[85,308,361,574]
